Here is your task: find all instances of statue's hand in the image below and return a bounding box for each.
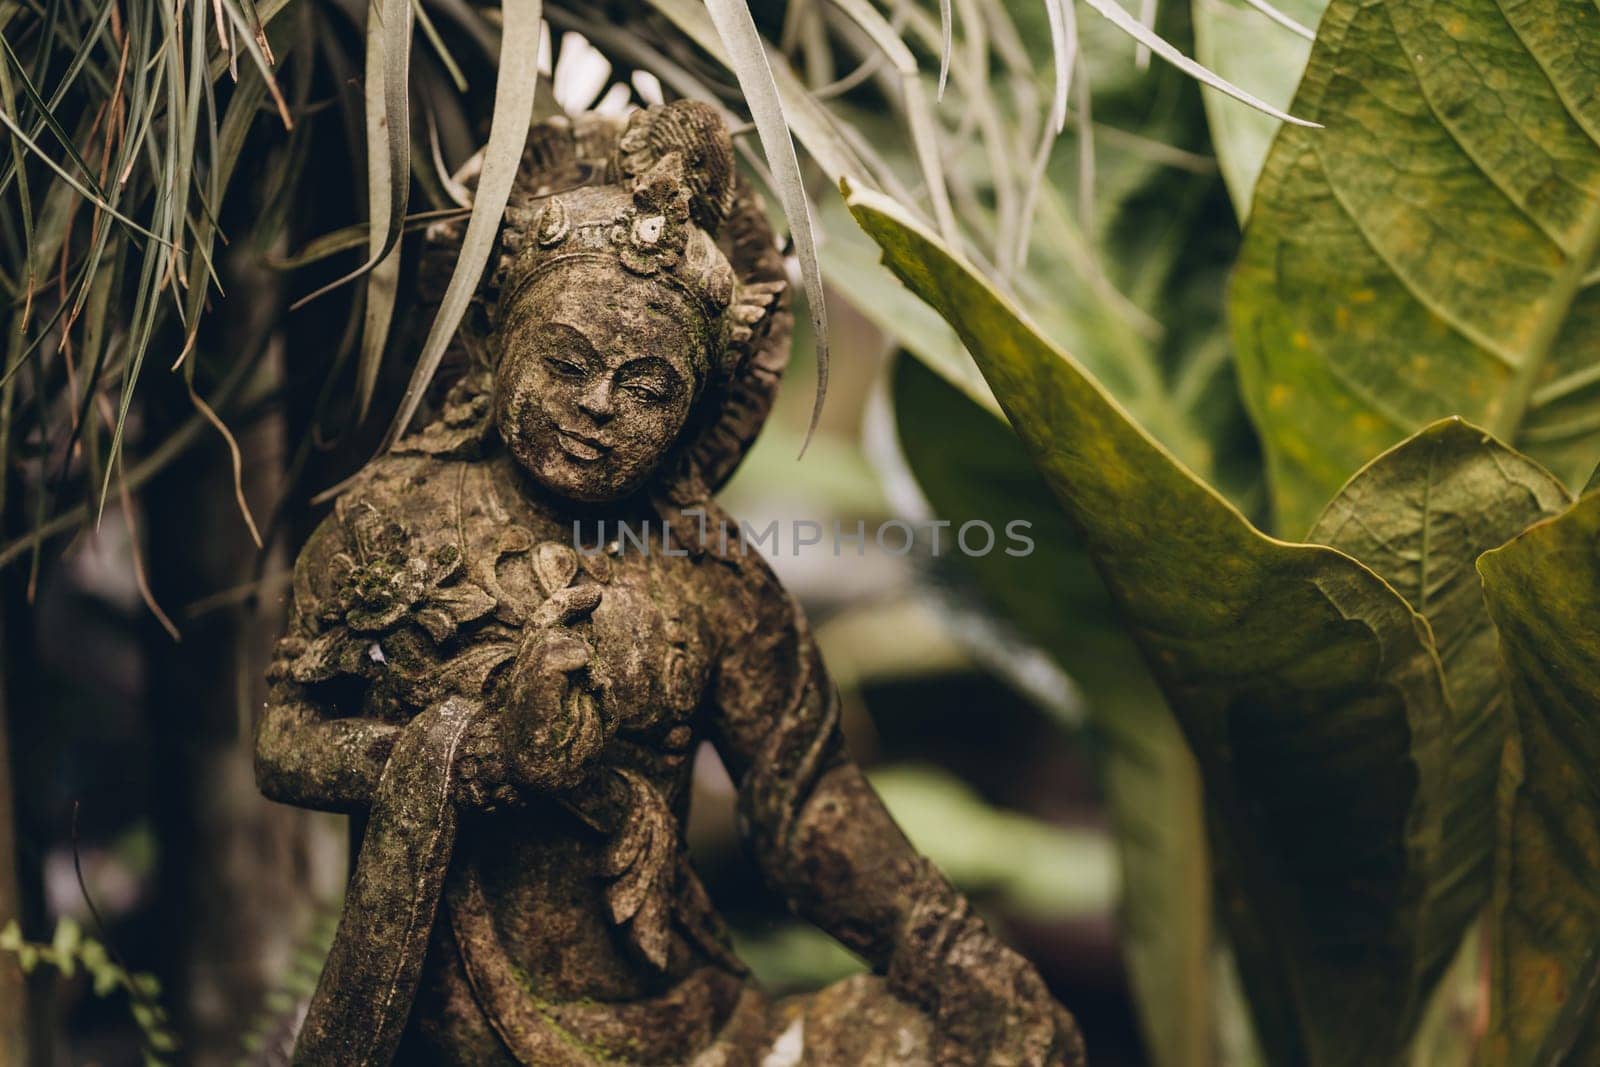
[452,585,605,810]
[453,709,523,813]
[889,892,1086,1067]
[928,940,1085,1067]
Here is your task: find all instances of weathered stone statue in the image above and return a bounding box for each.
[257,101,1085,1066]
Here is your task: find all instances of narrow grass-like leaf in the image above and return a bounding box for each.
[269,209,468,270]
[1078,0,1315,127]
[0,42,34,330]
[378,0,541,455]
[704,0,829,448]
[0,104,173,248]
[826,0,958,244]
[215,0,292,125]
[1238,0,1314,38]
[1041,0,1072,134]
[937,0,953,99]
[1012,1,1075,273]
[0,0,116,199]
[413,0,467,92]
[290,0,410,309]
[357,3,401,422]
[639,0,872,192]
[1191,0,1322,217]
[1135,0,1158,68]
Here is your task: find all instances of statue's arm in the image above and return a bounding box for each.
[255,675,400,813]
[707,573,923,966]
[709,559,1084,1064]
[254,514,401,813]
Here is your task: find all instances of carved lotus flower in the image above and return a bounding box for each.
[289,513,496,687]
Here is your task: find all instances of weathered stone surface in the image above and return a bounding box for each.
[256,101,1084,1066]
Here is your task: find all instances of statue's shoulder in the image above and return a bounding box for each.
[288,451,483,636]
[280,450,512,708]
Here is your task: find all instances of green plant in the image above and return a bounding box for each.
[1,917,179,1065]
[848,3,1600,1042]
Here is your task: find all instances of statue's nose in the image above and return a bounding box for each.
[578,378,614,422]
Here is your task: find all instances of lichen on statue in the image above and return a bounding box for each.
[255,100,1086,1067]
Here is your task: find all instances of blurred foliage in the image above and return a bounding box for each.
[1,916,178,1064]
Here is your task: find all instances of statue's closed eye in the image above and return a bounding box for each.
[622,380,668,403]
[544,355,588,379]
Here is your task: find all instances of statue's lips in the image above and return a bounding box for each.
[556,428,611,461]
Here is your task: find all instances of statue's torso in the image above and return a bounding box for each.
[292,446,755,1057]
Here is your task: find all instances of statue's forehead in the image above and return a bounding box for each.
[534,268,691,327]
[529,269,698,347]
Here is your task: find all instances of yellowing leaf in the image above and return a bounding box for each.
[1232,0,1600,536]
[850,186,1471,1066]
[1478,490,1600,1064]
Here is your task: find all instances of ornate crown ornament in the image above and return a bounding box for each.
[413,101,791,497]
[494,101,785,388]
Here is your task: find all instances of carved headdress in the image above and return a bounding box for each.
[416,101,792,496]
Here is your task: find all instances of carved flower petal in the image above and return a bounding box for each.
[532,542,579,596]
[430,581,497,625]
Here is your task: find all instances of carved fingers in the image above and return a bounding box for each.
[453,708,523,814]
[502,625,607,794]
[928,940,1088,1067]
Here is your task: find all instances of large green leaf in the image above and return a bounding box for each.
[892,356,1218,1067]
[1231,0,1600,537]
[1309,419,1570,939]
[1478,491,1600,1065]
[850,186,1474,1065]
[1307,420,1572,1058]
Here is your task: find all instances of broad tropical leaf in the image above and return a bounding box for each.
[1307,419,1572,1055]
[1310,420,1568,807]
[860,44,1256,1057]
[892,355,1218,1067]
[1231,0,1600,536]
[1478,491,1600,1065]
[850,186,1474,1066]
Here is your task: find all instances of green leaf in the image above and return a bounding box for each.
[1077,0,1319,129]
[891,354,1218,1067]
[356,3,404,424]
[50,918,81,979]
[703,0,829,445]
[380,0,542,455]
[290,0,412,310]
[1308,420,1572,1058]
[1231,0,1600,537]
[1310,420,1571,713]
[1192,0,1324,217]
[850,186,1470,1066]
[1477,490,1600,1065]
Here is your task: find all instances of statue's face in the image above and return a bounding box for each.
[495,262,703,502]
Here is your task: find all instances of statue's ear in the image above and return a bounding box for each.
[617,101,735,234]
